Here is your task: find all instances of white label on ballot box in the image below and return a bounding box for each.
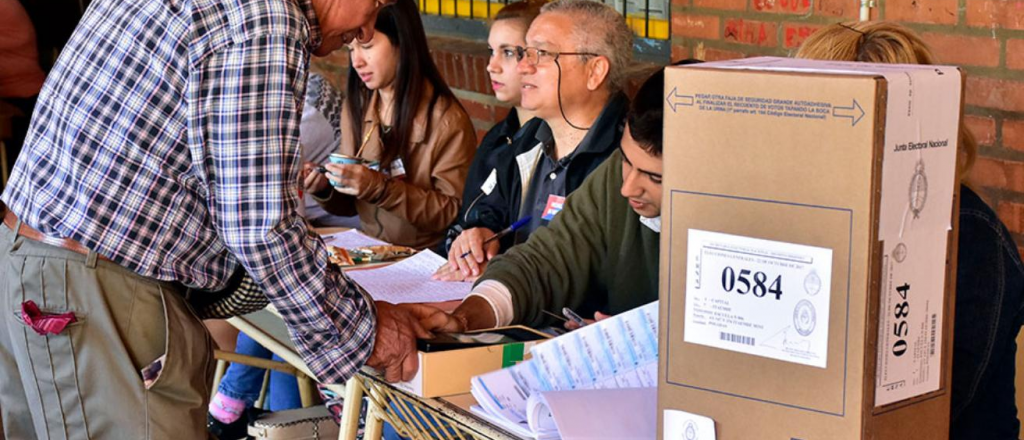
[870,63,959,407]
[873,229,949,406]
[684,229,833,368]
[663,409,716,440]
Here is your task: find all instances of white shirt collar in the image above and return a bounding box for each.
[639,215,661,233]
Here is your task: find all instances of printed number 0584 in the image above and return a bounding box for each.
[721,267,782,300]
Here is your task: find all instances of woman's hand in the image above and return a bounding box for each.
[302,162,331,196]
[432,263,479,282]
[323,163,386,198]
[443,227,499,279]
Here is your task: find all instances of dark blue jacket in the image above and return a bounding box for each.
[951,185,1024,439]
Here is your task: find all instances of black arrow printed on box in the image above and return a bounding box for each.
[833,99,865,126]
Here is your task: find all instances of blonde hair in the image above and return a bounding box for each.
[797,21,976,181]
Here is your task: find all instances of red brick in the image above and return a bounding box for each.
[753,0,810,14]
[671,0,690,7]
[458,54,473,93]
[921,33,1000,67]
[672,45,692,62]
[966,76,1024,112]
[494,105,511,122]
[782,23,823,49]
[965,115,997,146]
[997,201,1024,234]
[460,54,475,93]
[724,19,778,47]
[455,54,470,90]
[966,0,1024,30]
[430,52,444,75]
[461,99,495,122]
[441,52,456,87]
[814,0,860,18]
[672,14,721,40]
[887,0,958,24]
[703,48,746,61]
[474,56,490,95]
[969,157,1024,193]
[1008,39,1024,70]
[695,0,745,11]
[467,55,481,94]
[475,128,489,141]
[1004,119,1024,152]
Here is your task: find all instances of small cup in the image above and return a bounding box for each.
[328,153,366,165]
[327,154,367,187]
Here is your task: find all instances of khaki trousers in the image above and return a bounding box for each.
[0,220,214,439]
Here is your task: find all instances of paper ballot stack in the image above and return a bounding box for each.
[469,302,659,439]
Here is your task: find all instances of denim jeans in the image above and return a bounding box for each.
[217,332,301,411]
[951,185,1024,439]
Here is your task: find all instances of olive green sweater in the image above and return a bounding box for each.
[477,150,660,326]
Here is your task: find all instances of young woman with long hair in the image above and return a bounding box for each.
[305,0,477,249]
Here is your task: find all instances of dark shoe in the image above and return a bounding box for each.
[207,408,266,440]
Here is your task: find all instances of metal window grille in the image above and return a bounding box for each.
[417,0,669,40]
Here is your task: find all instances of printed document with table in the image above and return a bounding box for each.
[470,302,659,439]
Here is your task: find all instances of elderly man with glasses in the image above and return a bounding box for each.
[437,0,634,283]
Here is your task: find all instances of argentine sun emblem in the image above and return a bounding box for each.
[909,159,928,219]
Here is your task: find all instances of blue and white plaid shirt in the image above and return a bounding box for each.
[1,0,375,384]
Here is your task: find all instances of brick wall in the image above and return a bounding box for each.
[311,2,1024,253]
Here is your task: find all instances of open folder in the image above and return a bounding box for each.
[469,302,659,439]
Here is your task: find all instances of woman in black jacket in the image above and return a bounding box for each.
[435,0,548,256]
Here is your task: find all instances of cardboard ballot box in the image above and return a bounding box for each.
[395,327,548,398]
[658,57,963,439]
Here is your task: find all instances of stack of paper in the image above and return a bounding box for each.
[470,302,659,439]
[346,250,472,304]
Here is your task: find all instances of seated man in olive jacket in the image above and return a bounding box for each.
[418,63,696,331]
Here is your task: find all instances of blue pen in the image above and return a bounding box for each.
[458,216,531,259]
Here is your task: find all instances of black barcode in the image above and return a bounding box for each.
[720,332,755,346]
[930,314,937,356]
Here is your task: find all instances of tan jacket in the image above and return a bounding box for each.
[316,84,476,248]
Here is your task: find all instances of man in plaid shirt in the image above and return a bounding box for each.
[0,0,430,438]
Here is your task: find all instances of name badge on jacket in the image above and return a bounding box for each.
[389,158,407,179]
[542,194,565,221]
[480,169,498,196]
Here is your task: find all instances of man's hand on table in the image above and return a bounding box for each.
[367,301,435,382]
[411,296,497,333]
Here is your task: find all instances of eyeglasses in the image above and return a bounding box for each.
[515,47,599,66]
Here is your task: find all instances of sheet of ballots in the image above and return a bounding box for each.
[346,250,472,304]
[321,229,388,248]
[469,301,658,439]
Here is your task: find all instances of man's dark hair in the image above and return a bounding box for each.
[626,59,703,156]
